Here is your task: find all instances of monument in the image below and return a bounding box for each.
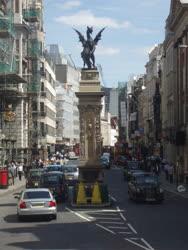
[73,27,110,206]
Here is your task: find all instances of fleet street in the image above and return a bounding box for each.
[0,1,188,250]
[0,165,188,250]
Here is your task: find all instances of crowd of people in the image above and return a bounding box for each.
[5,161,24,185]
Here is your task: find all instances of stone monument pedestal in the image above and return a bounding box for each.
[72,68,110,207]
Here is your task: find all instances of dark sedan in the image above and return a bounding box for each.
[128,172,164,203]
[45,165,64,172]
[123,161,141,181]
[26,168,45,188]
[40,171,68,202]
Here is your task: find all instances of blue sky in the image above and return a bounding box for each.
[44,0,171,87]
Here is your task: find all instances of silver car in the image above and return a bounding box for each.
[16,188,57,221]
[63,165,79,184]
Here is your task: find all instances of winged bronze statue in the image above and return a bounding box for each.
[74,26,105,69]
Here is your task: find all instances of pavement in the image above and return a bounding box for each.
[160,172,188,199]
[0,176,25,197]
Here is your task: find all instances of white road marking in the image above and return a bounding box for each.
[110,195,117,202]
[130,237,140,240]
[141,238,155,250]
[65,207,91,222]
[102,209,125,212]
[89,213,118,216]
[108,226,128,229]
[116,206,121,212]
[125,238,151,250]
[96,223,116,235]
[100,221,124,225]
[94,217,121,220]
[119,212,127,222]
[116,206,127,222]
[127,223,138,234]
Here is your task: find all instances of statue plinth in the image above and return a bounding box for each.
[76,68,104,182]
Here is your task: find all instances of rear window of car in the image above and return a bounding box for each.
[128,161,139,169]
[23,191,50,199]
[29,171,43,178]
[46,166,62,172]
[42,175,60,183]
[63,167,77,173]
[136,175,158,184]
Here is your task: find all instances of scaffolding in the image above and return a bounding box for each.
[0,10,14,38]
[27,39,43,58]
[23,8,40,22]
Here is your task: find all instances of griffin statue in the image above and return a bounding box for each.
[74,26,105,69]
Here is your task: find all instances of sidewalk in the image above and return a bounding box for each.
[160,172,188,199]
[0,176,25,197]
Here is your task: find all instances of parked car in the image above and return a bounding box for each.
[26,168,45,188]
[45,164,64,172]
[62,165,79,185]
[16,188,57,221]
[128,172,164,203]
[123,161,141,181]
[40,171,68,201]
[100,156,110,169]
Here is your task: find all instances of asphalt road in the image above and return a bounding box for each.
[0,166,188,250]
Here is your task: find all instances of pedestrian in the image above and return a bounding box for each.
[9,162,15,185]
[164,162,169,180]
[168,163,174,184]
[17,162,23,181]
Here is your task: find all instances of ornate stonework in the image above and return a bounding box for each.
[76,69,104,166]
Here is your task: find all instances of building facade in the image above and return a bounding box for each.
[163,0,188,183]
[0,0,56,165]
[55,57,80,147]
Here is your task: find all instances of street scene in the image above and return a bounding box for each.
[1,0,188,250]
[0,161,188,250]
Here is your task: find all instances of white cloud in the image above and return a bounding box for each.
[95,45,120,56]
[55,10,131,29]
[59,0,81,10]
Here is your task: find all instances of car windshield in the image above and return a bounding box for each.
[29,171,43,179]
[46,166,62,172]
[128,162,139,169]
[63,167,77,173]
[136,176,158,185]
[23,191,50,199]
[42,175,60,184]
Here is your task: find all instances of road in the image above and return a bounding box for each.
[0,166,188,250]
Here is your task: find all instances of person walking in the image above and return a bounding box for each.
[168,163,174,184]
[17,162,23,181]
[164,162,169,180]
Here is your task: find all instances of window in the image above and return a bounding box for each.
[40,102,44,111]
[41,82,44,91]
[23,191,50,199]
[15,0,19,13]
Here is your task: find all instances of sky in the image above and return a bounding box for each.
[44,0,171,87]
